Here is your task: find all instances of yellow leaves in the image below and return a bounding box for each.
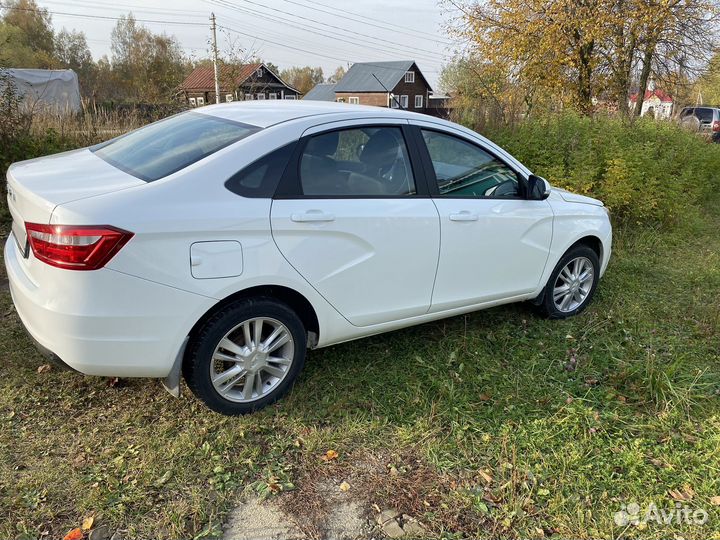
[81,515,94,531]
[321,449,339,462]
[37,364,51,374]
[339,481,350,492]
[710,496,720,506]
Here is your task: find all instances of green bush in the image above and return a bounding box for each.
[486,113,720,226]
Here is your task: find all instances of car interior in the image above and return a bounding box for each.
[300,127,416,196]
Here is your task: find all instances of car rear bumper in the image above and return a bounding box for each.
[4,235,214,378]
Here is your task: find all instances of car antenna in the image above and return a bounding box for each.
[372,73,405,110]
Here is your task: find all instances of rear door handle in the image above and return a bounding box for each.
[449,211,479,222]
[291,211,336,223]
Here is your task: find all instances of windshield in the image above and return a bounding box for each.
[92,112,261,181]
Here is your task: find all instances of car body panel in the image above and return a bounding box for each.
[4,102,613,381]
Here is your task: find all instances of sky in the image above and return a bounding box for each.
[35,0,464,89]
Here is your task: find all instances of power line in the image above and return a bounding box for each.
[0,3,207,26]
[212,0,450,60]
[219,23,441,74]
[208,0,446,65]
[278,0,454,45]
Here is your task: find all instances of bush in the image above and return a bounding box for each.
[485,113,720,226]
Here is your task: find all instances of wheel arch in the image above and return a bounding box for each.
[186,285,320,350]
[531,234,605,306]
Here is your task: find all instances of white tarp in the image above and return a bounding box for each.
[1,68,81,114]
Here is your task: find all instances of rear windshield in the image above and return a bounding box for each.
[91,112,260,181]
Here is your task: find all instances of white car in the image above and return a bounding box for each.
[4,102,611,415]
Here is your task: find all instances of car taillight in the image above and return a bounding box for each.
[713,120,720,132]
[25,223,133,270]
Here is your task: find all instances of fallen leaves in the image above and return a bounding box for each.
[63,528,83,540]
[37,364,51,374]
[668,485,695,502]
[81,515,94,531]
[321,449,339,461]
[478,468,493,484]
[339,481,350,492]
[710,496,720,506]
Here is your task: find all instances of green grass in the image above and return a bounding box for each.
[2,186,720,537]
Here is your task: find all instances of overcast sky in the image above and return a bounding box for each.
[36,0,464,88]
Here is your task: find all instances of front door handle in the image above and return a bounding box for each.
[291,211,336,223]
[449,211,479,222]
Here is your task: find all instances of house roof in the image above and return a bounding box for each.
[629,89,673,103]
[303,83,337,101]
[335,60,430,93]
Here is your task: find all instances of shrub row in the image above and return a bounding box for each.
[486,113,720,226]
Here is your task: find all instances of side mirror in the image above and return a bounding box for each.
[527,174,551,200]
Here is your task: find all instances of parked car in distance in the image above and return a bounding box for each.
[5,101,612,415]
[678,106,720,142]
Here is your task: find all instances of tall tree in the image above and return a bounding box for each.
[280,66,324,94]
[54,28,96,95]
[0,0,55,67]
[327,65,346,83]
[110,14,186,102]
[455,0,606,114]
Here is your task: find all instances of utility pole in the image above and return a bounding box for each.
[210,12,220,104]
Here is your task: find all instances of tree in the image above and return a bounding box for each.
[695,50,720,105]
[280,66,324,95]
[453,0,607,114]
[110,14,186,102]
[327,65,346,83]
[0,0,55,67]
[54,28,96,96]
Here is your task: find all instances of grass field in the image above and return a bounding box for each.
[1,111,720,539]
[1,194,720,539]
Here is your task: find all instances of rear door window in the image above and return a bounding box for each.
[92,112,261,181]
[695,108,714,123]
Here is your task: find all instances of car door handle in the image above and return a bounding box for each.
[449,211,479,222]
[291,211,336,223]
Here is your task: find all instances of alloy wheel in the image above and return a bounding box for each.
[553,256,595,313]
[209,317,295,403]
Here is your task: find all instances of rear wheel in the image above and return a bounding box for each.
[184,298,306,415]
[536,245,600,319]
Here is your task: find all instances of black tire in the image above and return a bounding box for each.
[184,297,307,415]
[536,244,600,319]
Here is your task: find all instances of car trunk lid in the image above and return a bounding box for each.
[6,148,145,261]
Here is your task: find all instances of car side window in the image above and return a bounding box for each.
[696,108,714,123]
[225,142,295,197]
[299,127,416,197]
[421,130,521,199]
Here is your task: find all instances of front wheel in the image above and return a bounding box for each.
[184,298,307,415]
[536,245,600,319]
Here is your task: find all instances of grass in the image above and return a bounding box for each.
[1,128,720,538]
[2,203,720,539]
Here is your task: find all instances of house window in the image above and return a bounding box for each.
[405,71,415,83]
[225,94,234,103]
[284,95,297,100]
[189,97,196,107]
[415,95,423,108]
[390,95,398,108]
[256,67,263,77]
[348,97,359,104]
[197,96,205,106]
[269,93,277,100]
[336,97,346,103]
[245,93,253,100]
[400,95,409,108]
[257,93,265,100]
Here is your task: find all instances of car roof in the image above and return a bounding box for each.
[194,100,434,128]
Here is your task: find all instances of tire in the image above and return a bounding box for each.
[536,245,600,319]
[184,297,307,415]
